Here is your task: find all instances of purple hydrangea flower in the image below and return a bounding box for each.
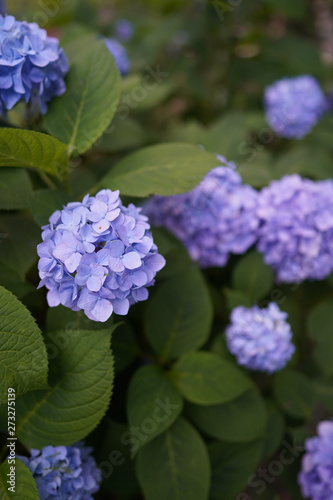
[18,442,101,500]
[264,75,327,139]
[298,420,333,500]
[104,38,130,76]
[225,302,295,373]
[257,174,333,283]
[143,157,260,268]
[37,189,165,322]
[0,14,68,114]
[115,19,134,42]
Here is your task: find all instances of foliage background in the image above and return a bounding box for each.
[0,0,333,499]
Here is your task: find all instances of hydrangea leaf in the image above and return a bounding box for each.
[98,143,219,197]
[136,417,210,500]
[232,250,274,303]
[0,129,68,179]
[187,389,267,442]
[273,369,315,418]
[171,351,252,406]
[0,458,39,500]
[208,440,264,500]
[15,327,116,448]
[0,168,33,210]
[44,39,121,156]
[0,286,48,405]
[144,267,213,360]
[127,365,183,455]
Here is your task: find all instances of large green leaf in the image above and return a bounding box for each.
[188,389,267,442]
[171,351,251,405]
[307,300,333,377]
[44,39,121,155]
[145,268,213,360]
[136,417,210,500]
[0,169,32,210]
[127,365,183,454]
[0,458,39,500]
[15,327,116,448]
[274,370,315,418]
[0,214,40,281]
[232,251,274,302]
[0,286,48,404]
[0,129,68,178]
[209,440,264,500]
[98,143,219,197]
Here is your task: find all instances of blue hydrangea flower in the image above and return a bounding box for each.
[104,38,130,76]
[225,303,295,373]
[37,189,165,322]
[115,19,134,42]
[143,157,260,268]
[0,14,68,114]
[298,420,333,500]
[264,75,327,139]
[257,174,333,283]
[18,442,101,500]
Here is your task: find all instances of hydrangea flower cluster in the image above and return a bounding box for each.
[37,189,165,322]
[225,303,295,373]
[298,420,333,500]
[143,157,260,268]
[115,19,134,42]
[257,174,333,283]
[104,38,130,76]
[264,75,327,139]
[18,442,101,499]
[0,14,68,115]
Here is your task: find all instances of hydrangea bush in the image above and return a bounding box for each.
[0,2,333,500]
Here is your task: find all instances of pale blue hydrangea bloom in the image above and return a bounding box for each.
[225,303,295,373]
[298,420,333,500]
[18,442,101,500]
[143,157,260,268]
[257,174,333,283]
[37,189,165,322]
[104,38,130,76]
[115,19,134,42]
[0,14,68,114]
[264,75,327,139]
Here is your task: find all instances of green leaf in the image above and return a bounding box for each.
[145,268,213,360]
[0,129,68,178]
[0,458,39,500]
[232,251,274,302]
[313,380,333,412]
[29,189,72,227]
[273,146,333,181]
[136,417,211,500]
[274,370,315,418]
[307,300,333,377]
[15,327,116,448]
[46,305,114,332]
[208,440,264,500]
[127,365,183,454]
[0,286,48,403]
[262,404,285,459]
[171,351,251,405]
[188,389,267,442]
[0,213,40,281]
[44,39,121,155]
[0,169,32,210]
[98,143,219,197]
